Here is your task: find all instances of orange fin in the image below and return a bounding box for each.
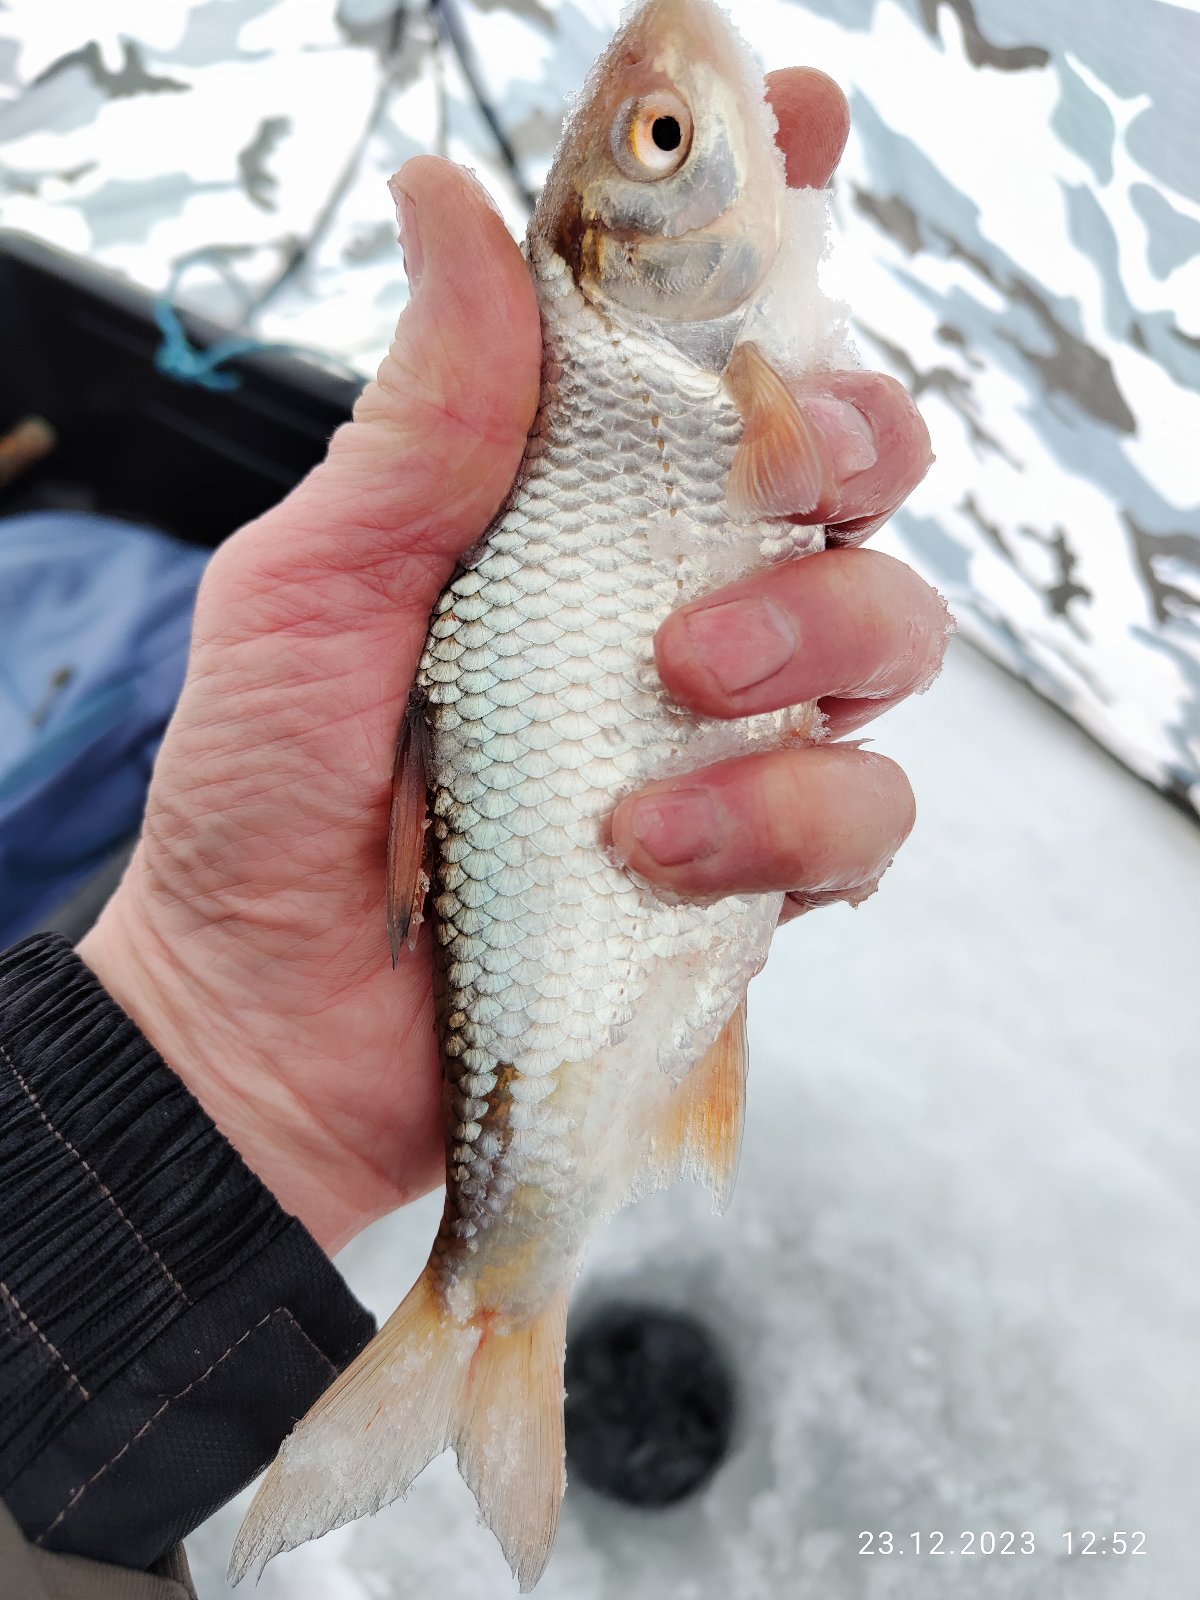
[653,997,749,1212]
[458,1290,569,1590]
[230,1269,569,1594]
[726,341,823,521]
[386,695,431,966]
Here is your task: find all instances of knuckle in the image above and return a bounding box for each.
[753,746,915,895]
[758,753,814,872]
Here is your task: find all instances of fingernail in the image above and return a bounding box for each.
[620,789,723,867]
[681,596,797,694]
[802,397,877,479]
[389,178,423,288]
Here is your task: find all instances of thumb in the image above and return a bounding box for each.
[219,157,542,629]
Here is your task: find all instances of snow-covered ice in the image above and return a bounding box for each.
[189,638,1198,1599]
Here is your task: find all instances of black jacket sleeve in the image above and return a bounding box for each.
[0,933,376,1571]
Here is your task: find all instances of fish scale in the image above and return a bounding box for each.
[419,240,823,1317]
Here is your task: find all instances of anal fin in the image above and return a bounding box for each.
[387,693,431,965]
[652,997,749,1212]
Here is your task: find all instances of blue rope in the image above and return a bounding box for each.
[152,253,364,392]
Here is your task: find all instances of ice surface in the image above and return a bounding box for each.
[193,640,1198,1597]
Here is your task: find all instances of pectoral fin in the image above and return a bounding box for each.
[387,695,432,966]
[726,341,823,521]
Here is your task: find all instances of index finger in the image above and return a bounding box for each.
[766,67,850,190]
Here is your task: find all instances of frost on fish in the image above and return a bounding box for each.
[231,0,848,1589]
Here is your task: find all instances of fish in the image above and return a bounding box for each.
[231,0,849,1588]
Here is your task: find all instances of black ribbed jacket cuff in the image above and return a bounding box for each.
[0,933,376,1568]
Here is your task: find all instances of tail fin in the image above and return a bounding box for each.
[458,1290,569,1588]
[229,1268,569,1592]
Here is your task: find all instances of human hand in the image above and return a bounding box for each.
[79,68,941,1257]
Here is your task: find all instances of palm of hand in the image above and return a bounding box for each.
[139,540,449,1238]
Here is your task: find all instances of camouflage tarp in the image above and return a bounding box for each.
[1,0,1197,813]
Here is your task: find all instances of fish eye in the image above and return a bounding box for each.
[652,115,682,151]
[611,92,694,181]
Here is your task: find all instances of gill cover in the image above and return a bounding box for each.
[531,0,786,327]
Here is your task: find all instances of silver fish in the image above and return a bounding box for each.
[232,0,848,1587]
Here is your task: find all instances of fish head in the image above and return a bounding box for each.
[532,0,786,338]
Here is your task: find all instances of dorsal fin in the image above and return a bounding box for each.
[725,341,823,521]
[386,695,431,966]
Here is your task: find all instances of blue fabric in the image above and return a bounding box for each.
[0,513,209,943]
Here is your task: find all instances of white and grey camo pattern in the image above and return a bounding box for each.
[2,0,1195,814]
[421,239,822,1318]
